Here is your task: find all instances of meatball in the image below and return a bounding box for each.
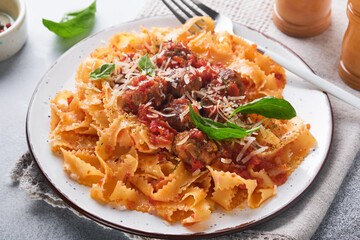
[121,75,167,114]
[157,41,193,69]
[156,41,213,70]
[163,97,196,131]
[163,41,191,59]
[173,129,218,169]
[166,68,203,98]
[219,69,243,96]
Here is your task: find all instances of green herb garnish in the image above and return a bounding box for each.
[89,63,115,80]
[171,159,182,172]
[42,1,96,38]
[230,96,296,120]
[189,103,259,140]
[138,54,155,76]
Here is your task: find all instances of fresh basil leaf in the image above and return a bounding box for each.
[189,103,258,140]
[138,54,155,76]
[42,1,96,38]
[230,96,296,120]
[89,63,115,80]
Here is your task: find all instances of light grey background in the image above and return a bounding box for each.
[1,0,359,239]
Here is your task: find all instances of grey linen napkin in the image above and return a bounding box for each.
[11,0,360,239]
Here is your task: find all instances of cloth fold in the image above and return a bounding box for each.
[11,0,360,239]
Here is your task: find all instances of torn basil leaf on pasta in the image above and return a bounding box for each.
[230,96,296,120]
[89,63,115,80]
[189,103,259,140]
[138,54,155,76]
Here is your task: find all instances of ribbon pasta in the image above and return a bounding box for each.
[49,17,316,225]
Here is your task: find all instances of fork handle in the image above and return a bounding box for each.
[263,49,360,110]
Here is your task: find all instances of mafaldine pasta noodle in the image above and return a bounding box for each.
[49,16,316,225]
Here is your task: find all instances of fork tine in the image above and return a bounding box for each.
[161,0,186,24]
[170,0,194,18]
[190,0,219,19]
[179,0,203,16]
[162,0,203,33]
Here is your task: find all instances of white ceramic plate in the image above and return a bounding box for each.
[26,16,333,239]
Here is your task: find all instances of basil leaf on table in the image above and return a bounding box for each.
[42,1,96,38]
[138,54,155,76]
[189,103,259,140]
[230,96,296,120]
[89,63,115,80]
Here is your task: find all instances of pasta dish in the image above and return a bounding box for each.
[49,17,316,225]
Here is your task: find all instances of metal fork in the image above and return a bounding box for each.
[161,0,360,110]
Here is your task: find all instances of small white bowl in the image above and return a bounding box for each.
[0,0,26,62]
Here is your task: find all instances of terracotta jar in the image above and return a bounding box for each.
[339,0,360,90]
[272,0,332,38]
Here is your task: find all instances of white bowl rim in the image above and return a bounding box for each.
[0,0,26,37]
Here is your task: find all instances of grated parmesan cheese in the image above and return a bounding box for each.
[220,158,232,164]
[241,146,268,164]
[236,136,256,162]
[146,114,159,119]
[179,106,190,121]
[176,134,190,146]
[192,168,201,176]
[184,74,190,84]
[148,108,176,118]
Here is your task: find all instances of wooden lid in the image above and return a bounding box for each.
[272,6,331,38]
